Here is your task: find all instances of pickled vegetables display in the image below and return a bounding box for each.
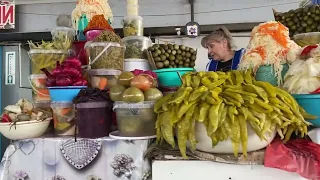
[29,74,50,103]
[154,70,316,158]
[51,102,76,136]
[88,69,121,90]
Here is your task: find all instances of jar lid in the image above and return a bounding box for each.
[113,101,155,110]
[84,41,124,49]
[51,102,75,108]
[28,49,74,54]
[87,69,122,76]
[122,36,151,43]
[51,26,75,35]
[29,74,47,79]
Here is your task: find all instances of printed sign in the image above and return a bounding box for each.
[5,51,15,85]
[0,0,15,29]
[185,21,200,38]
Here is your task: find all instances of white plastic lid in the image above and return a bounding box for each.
[124,58,149,62]
[28,49,71,54]
[84,41,124,49]
[29,74,47,79]
[122,36,152,43]
[113,101,155,110]
[123,15,143,22]
[51,26,75,34]
[87,69,122,76]
[51,102,74,108]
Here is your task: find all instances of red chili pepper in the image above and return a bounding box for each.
[300,45,318,56]
[1,114,11,123]
[311,87,320,94]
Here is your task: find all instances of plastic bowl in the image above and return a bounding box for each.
[255,64,289,86]
[308,128,320,144]
[0,119,51,140]
[83,29,104,41]
[48,86,87,102]
[293,32,320,47]
[292,94,320,127]
[153,68,195,87]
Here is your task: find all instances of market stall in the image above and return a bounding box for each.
[0,0,320,180]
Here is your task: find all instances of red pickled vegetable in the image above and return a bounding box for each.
[311,87,320,94]
[56,75,73,86]
[41,68,56,87]
[131,69,144,76]
[73,79,87,86]
[62,67,82,78]
[51,61,63,77]
[63,57,82,69]
[1,114,10,123]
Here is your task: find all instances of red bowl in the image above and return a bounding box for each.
[83,28,104,41]
[72,41,88,65]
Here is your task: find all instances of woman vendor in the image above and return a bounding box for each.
[202,26,245,72]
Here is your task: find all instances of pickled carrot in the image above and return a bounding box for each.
[98,77,108,90]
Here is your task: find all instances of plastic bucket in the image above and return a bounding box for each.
[76,101,113,138]
[292,94,320,127]
[29,74,51,103]
[255,64,289,86]
[51,102,76,136]
[48,86,87,102]
[83,29,104,41]
[153,68,195,87]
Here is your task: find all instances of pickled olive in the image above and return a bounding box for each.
[253,81,276,97]
[191,75,201,88]
[161,112,175,147]
[238,114,248,157]
[233,70,244,85]
[198,102,210,122]
[154,93,173,113]
[244,84,268,102]
[208,102,221,133]
[244,69,253,84]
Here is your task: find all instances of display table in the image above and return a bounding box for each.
[0,136,151,180]
[152,161,307,180]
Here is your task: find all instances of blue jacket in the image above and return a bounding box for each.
[206,48,245,72]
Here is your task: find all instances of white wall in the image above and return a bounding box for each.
[157,33,250,71]
[16,0,301,32]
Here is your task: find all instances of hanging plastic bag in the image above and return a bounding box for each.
[264,138,320,179]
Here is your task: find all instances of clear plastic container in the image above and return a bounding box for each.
[87,69,122,90]
[113,101,156,137]
[122,36,152,59]
[124,59,151,71]
[85,42,125,70]
[29,74,51,103]
[127,5,139,16]
[123,16,143,37]
[51,102,76,136]
[127,0,138,5]
[76,101,113,138]
[51,26,75,42]
[29,49,73,74]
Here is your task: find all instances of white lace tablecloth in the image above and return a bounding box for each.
[0,136,151,180]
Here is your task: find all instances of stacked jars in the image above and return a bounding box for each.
[122,0,152,71]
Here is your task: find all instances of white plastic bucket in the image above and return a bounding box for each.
[124,59,151,71]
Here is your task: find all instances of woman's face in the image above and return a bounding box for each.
[207,39,228,61]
